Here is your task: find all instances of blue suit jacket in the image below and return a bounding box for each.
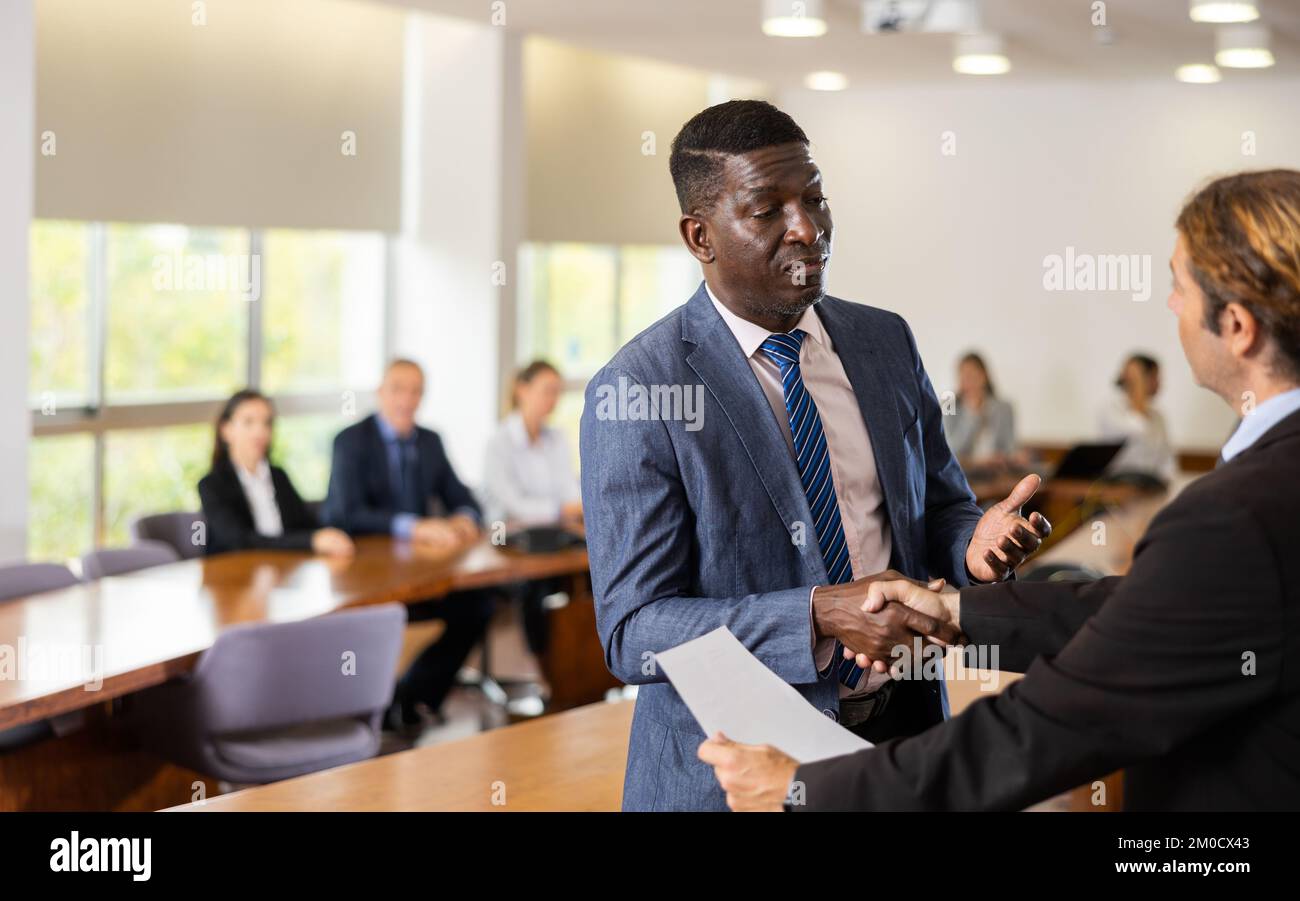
[321,414,480,535]
[579,283,983,811]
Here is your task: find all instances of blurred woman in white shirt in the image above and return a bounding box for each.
[1099,353,1177,482]
[483,361,582,659]
[483,360,582,527]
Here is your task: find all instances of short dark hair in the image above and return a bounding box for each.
[1128,353,1159,376]
[669,100,809,215]
[1116,353,1159,389]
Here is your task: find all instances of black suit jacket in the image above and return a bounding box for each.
[197,458,319,556]
[321,414,480,536]
[796,407,1300,811]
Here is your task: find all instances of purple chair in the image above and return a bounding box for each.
[130,604,407,785]
[130,511,206,560]
[0,562,80,749]
[0,561,79,602]
[79,541,180,580]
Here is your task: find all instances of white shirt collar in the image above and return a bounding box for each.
[704,281,828,359]
[504,411,551,449]
[1221,386,1300,462]
[233,458,272,486]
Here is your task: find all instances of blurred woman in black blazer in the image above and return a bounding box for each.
[198,389,354,557]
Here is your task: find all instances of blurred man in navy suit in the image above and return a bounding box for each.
[324,359,491,732]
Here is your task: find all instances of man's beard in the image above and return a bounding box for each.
[751,285,826,319]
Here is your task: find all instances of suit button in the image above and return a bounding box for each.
[822,708,838,722]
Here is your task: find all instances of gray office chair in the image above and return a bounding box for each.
[130,511,207,560]
[78,541,180,580]
[0,561,79,602]
[0,562,81,749]
[130,604,406,785]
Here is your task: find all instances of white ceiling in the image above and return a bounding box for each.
[373,0,1300,87]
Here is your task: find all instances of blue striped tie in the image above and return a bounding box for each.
[759,329,865,689]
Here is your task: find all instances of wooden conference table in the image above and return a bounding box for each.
[0,536,593,733]
[171,699,636,812]
[0,535,613,811]
[179,473,1194,814]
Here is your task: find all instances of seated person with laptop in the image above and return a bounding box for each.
[482,359,584,657]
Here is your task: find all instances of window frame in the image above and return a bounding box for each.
[516,239,698,393]
[29,221,394,547]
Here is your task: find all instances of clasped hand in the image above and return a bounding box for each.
[703,576,964,812]
[812,571,963,674]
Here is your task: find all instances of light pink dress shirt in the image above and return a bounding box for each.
[707,284,893,696]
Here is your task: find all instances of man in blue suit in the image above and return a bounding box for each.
[324,358,491,733]
[579,100,1051,811]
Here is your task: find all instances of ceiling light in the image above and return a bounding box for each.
[1189,1,1259,24]
[1175,63,1222,83]
[805,71,849,91]
[861,0,979,34]
[762,0,828,37]
[1215,24,1274,68]
[953,33,1011,75]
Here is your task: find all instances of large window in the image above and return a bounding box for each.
[104,224,250,403]
[28,221,389,562]
[517,242,700,451]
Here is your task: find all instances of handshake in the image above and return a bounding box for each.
[812,571,965,675]
[813,473,1054,673]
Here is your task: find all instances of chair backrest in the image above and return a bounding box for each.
[190,604,407,735]
[0,562,79,602]
[79,541,181,581]
[131,511,206,560]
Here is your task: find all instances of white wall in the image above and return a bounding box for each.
[392,13,504,489]
[523,37,714,245]
[780,78,1300,450]
[0,1,34,564]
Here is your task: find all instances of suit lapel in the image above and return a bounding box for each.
[414,431,432,516]
[365,415,398,510]
[681,285,826,583]
[218,459,257,529]
[815,298,909,555]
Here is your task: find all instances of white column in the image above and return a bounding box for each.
[0,1,34,563]
[391,13,507,490]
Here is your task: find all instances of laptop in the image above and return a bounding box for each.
[1052,441,1126,480]
[504,525,586,554]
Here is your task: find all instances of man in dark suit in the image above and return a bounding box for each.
[323,358,491,731]
[580,100,1051,811]
[700,169,1300,811]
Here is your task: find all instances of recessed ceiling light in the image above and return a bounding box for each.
[953,33,1011,75]
[805,71,849,91]
[1189,1,1259,24]
[762,0,828,37]
[1176,63,1222,83]
[1215,24,1274,68]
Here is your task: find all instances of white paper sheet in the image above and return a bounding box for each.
[655,626,871,763]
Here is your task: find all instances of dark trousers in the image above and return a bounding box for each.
[517,577,561,658]
[396,590,494,714]
[847,678,945,744]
